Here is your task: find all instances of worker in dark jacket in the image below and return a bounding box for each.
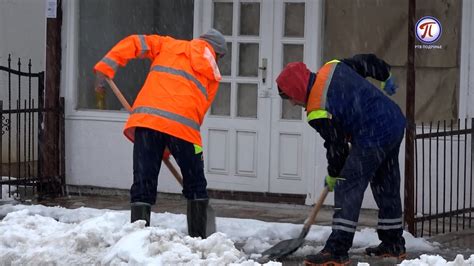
[276,54,406,265]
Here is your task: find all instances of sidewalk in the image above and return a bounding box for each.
[35,192,474,265]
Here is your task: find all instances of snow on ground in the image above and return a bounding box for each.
[399,254,474,265]
[0,203,470,265]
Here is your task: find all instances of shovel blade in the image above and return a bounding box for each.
[206,204,216,237]
[257,188,328,263]
[258,236,305,263]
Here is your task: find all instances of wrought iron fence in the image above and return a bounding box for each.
[409,118,474,237]
[0,55,65,201]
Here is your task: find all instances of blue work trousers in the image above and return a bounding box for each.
[130,127,208,204]
[324,134,405,256]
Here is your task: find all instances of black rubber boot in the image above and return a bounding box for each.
[131,202,151,227]
[365,242,407,259]
[187,199,209,238]
[304,250,350,266]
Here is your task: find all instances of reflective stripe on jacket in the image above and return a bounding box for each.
[306,60,339,113]
[306,59,405,147]
[94,35,222,145]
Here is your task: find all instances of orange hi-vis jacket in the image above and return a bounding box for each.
[94,35,222,146]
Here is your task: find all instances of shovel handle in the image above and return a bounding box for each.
[303,187,329,230]
[163,158,183,186]
[104,78,185,187]
[105,78,132,112]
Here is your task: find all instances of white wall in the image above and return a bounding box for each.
[0,0,46,72]
[0,0,46,163]
[65,118,183,193]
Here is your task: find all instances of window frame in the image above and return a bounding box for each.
[63,0,129,122]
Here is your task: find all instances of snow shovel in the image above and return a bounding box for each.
[258,187,329,263]
[104,78,216,237]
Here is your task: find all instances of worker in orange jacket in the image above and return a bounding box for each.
[93,29,227,238]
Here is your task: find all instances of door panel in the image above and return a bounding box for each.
[268,0,319,195]
[281,43,304,120]
[201,0,273,192]
[207,128,229,174]
[235,130,258,176]
[278,133,303,178]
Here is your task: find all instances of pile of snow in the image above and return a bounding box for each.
[0,204,461,265]
[399,254,474,265]
[0,206,277,265]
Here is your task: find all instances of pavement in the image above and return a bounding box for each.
[7,190,474,265]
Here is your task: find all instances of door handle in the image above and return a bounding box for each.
[259,58,267,84]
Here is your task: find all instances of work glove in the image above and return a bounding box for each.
[382,75,398,96]
[163,148,171,160]
[94,72,107,93]
[324,175,344,192]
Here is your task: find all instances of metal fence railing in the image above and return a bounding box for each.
[0,55,65,200]
[407,118,474,237]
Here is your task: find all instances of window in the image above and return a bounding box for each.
[323,0,461,122]
[281,2,305,120]
[77,0,194,111]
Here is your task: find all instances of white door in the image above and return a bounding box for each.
[269,0,322,198]
[200,0,324,198]
[201,0,273,192]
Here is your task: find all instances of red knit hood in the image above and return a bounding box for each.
[276,62,311,105]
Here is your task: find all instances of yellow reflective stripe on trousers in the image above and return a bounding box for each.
[194,144,203,154]
[307,110,331,122]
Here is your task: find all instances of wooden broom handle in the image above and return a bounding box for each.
[105,78,132,112]
[303,187,329,229]
[104,78,184,186]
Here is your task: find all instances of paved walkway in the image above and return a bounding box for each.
[20,192,474,265]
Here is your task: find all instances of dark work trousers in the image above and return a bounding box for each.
[324,135,405,256]
[130,127,208,204]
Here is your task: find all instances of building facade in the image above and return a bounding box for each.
[2,0,473,207]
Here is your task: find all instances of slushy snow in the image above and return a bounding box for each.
[0,201,469,265]
[0,182,469,265]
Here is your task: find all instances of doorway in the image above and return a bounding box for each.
[200,0,324,199]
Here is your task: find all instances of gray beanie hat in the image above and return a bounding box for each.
[199,29,227,56]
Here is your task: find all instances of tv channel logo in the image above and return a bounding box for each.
[416,16,442,44]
